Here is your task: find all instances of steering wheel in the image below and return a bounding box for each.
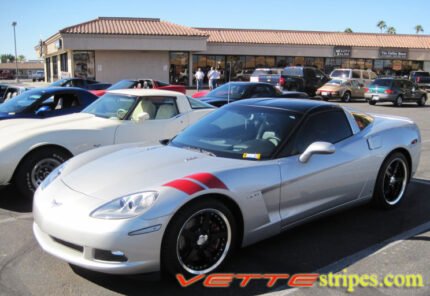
[116,109,127,119]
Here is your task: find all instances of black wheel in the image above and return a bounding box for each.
[341,91,351,102]
[14,147,71,199]
[394,96,403,107]
[372,152,409,209]
[161,198,238,276]
[369,100,376,105]
[32,79,36,82]
[417,95,427,106]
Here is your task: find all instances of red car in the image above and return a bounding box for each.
[192,90,210,98]
[91,79,186,96]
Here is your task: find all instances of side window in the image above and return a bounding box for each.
[252,85,273,97]
[53,94,80,110]
[286,110,353,155]
[352,70,361,79]
[370,72,377,79]
[72,79,84,87]
[304,69,316,80]
[315,70,325,79]
[131,96,178,121]
[343,81,352,87]
[362,72,369,80]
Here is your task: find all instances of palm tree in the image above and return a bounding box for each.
[17,55,26,62]
[344,28,353,33]
[387,27,396,34]
[414,25,424,34]
[377,20,387,33]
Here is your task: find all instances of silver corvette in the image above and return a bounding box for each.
[33,98,421,276]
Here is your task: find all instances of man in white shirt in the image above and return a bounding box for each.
[207,67,215,90]
[212,68,221,88]
[194,68,205,91]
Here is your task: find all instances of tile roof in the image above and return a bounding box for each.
[60,17,208,37]
[198,28,430,49]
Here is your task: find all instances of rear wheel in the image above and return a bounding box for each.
[161,198,238,277]
[341,91,351,102]
[394,95,403,107]
[14,147,71,199]
[369,100,376,105]
[417,95,427,106]
[372,152,409,209]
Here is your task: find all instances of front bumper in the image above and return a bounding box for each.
[33,184,170,275]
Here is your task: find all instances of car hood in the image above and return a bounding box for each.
[0,113,118,141]
[62,145,250,201]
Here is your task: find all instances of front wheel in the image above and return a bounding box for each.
[14,148,71,199]
[372,152,409,209]
[417,95,427,106]
[341,92,351,102]
[369,100,376,105]
[161,198,238,276]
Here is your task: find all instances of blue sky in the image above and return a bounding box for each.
[0,0,429,60]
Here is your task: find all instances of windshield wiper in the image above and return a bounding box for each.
[181,145,217,157]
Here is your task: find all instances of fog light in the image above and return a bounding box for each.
[94,249,128,262]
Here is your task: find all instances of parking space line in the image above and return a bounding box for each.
[0,213,33,225]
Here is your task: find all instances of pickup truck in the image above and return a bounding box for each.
[409,71,430,92]
[255,66,329,96]
[31,70,45,82]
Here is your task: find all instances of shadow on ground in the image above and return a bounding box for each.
[1,180,430,295]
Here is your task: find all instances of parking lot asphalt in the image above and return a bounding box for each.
[0,97,429,295]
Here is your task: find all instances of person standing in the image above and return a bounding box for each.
[213,68,221,88]
[194,68,204,91]
[207,67,215,90]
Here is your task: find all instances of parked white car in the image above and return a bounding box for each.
[0,89,215,198]
[31,70,45,82]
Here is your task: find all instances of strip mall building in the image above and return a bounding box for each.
[36,17,430,85]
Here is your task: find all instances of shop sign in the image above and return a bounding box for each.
[333,46,352,57]
[379,48,408,59]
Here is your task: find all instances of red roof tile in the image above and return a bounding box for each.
[60,17,208,37]
[199,28,430,49]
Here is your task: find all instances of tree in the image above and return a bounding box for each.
[344,28,353,33]
[386,27,396,34]
[0,54,15,63]
[414,25,424,34]
[377,20,387,33]
[17,55,26,62]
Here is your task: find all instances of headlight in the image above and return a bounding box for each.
[39,162,67,191]
[90,191,158,219]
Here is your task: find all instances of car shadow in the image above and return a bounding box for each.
[65,180,430,295]
[0,185,32,213]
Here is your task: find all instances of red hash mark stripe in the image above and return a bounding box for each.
[163,179,204,195]
[185,173,228,190]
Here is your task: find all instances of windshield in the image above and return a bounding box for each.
[331,70,351,79]
[82,93,137,119]
[370,79,392,87]
[171,105,301,160]
[0,91,42,113]
[107,80,137,90]
[326,79,343,85]
[50,79,68,86]
[207,83,248,99]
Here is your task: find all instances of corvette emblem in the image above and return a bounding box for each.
[51,199,63,207]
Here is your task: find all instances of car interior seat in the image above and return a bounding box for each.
[155,104,177,119]
[131,99,156,121]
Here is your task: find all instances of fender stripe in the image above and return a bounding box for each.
[163,179,204,195]
[185,173,228,190]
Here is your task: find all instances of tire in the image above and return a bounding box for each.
[417,95,427,106]
[369,100,376,105]
[32,79,36,82]
[372,152,409,209]
[14,147,71,199]
[341,91,351,102]
[161,198,238,277]
[394,96,403,107]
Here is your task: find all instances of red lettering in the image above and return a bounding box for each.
[176,274,205,287]
[288,274,319,287]
[262,274,290,287]
[236,274,263,287]
[203,274,234,288]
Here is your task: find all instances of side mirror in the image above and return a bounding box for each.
[137,112,150,123]
[299,141,335,163]
[35,106,52,116]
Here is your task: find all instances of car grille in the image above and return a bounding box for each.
[52,237,84,253]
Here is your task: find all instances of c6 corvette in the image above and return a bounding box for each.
[0,89,214,198]
[33,99,420,276]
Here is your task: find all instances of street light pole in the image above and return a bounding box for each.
[12,21,19,83]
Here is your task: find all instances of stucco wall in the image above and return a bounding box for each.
[94,51,169,83]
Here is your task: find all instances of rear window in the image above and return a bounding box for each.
[370,79,392,87]
[351,111,374,131]
[413,72,430,77]
[282,67,303,76]
[352,70,361,79]
[331,70,351,79]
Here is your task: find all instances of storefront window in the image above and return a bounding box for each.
[266,56,275,67]
[73,51,95,80]
[45,57,51,82]
[52,56,58,80]
[276,57,287,67]
[226,56,246,81]
[60,52,68,72]
[245,56,255,69]
[169,52,189,85]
